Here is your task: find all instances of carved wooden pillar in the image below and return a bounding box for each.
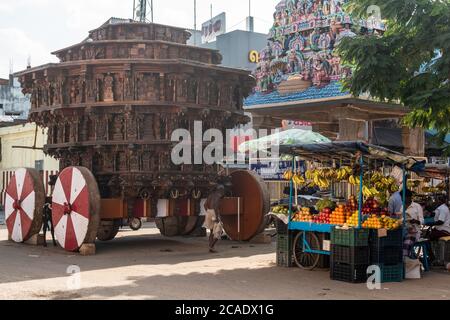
[124,68,133,101]
[79,72,87,103]
[159,73,165,101]
[125,107,137,141]
[96,114,108,141]
[103,73,115,102]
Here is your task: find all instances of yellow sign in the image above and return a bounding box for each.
[248,50,260,64]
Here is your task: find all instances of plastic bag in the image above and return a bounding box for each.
[213,222,224,240]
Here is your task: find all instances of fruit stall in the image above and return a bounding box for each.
[272,141,425,283]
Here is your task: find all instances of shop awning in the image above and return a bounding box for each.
[279,141,426,171]
[417,164,450,180]
[238,129,331,154]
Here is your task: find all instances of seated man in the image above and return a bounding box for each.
[429,195,450,241]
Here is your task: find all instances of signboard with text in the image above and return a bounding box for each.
[201,12,226,43]
[281,120,313,131]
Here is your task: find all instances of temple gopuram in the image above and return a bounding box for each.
[15,18,255,239]
[245,0,424,156]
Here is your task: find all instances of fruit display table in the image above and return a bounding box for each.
[276,141,425,270]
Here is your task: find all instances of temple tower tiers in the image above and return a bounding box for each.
[254,0,385,92]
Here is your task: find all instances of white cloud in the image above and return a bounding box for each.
[0,28,56,77]
[0,3,14,14]
[0,0,279,78]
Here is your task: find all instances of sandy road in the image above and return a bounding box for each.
[0,223,449,300]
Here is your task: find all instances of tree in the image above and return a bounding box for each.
[338,0,450,152]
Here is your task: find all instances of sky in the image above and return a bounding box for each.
[0,0,280,78]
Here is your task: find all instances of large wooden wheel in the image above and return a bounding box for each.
[97,220,121,241]
[4,168,45,243]
[156,216,184,237]
[221,170,270,241]
[52,167,100,252]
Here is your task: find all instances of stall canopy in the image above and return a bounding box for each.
[238,129,331,154]
[279,141,426,171]
[417,164,450,180]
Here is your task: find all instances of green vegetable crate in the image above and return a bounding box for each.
[331,227,369,247]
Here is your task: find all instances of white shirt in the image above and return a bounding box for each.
[434,204,450,234]
[406,202,424,239]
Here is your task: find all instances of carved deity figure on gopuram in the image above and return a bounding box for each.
[254,0,386,92]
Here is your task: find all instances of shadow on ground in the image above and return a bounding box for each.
[0,226,276,285]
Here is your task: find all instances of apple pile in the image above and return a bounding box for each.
[362,198,390,217]
[347,196,358,212]
[292,207,313,222]
[362,198,381,215]
[313,208,332,224]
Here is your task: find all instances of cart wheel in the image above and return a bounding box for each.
[97,220,121,241]
[5,168,45,243]
[52,167,100,252]
[293,231,321,270]
[129,218,142,231]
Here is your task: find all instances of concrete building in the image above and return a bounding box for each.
[198,29,267,71]
[188,26,267,72]
[0,75,30,119]
[0,122,60,217]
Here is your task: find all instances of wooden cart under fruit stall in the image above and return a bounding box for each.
[279,141,424,270]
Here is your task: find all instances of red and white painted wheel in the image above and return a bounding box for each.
[52,167,100,252]
[5,168,45,243]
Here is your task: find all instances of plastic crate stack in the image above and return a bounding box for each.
[369,229,404,283]
[330,228,370,283]
[276,220,293,267]
[431,238,450,266]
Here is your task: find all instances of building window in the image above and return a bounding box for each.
[35,160,44,171]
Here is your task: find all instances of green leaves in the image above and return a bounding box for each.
[340,0,450,153]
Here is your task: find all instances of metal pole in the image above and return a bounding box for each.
[194,0,197,45]
[133,0,136,20]
[402,164,407,228]
[289,158,294,224]
[358,155,364,229]
[150,0,154,22]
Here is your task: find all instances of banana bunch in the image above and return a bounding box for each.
[363,186,380,198]
[349,175,361,186]
[370,172,384,183]
[293,173,306,186]
[305,169,315,180]
[283,169,294,181]
[313,174,330,189]
[373,176,398,193]
[336,166,352,181]
[321,168,338,180]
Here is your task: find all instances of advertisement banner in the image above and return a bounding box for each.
[202,12,226,43]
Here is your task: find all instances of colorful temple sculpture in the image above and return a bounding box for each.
[245,1,424,156]
[254,0,385,92]
[15,18,268,246]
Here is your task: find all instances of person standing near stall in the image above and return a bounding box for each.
[429,195,450,240]
[388,191,403,216]
[402,190,424,256]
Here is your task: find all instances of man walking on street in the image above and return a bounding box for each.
[204,185,226,253]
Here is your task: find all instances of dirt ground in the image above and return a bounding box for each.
[0,223,449,300]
